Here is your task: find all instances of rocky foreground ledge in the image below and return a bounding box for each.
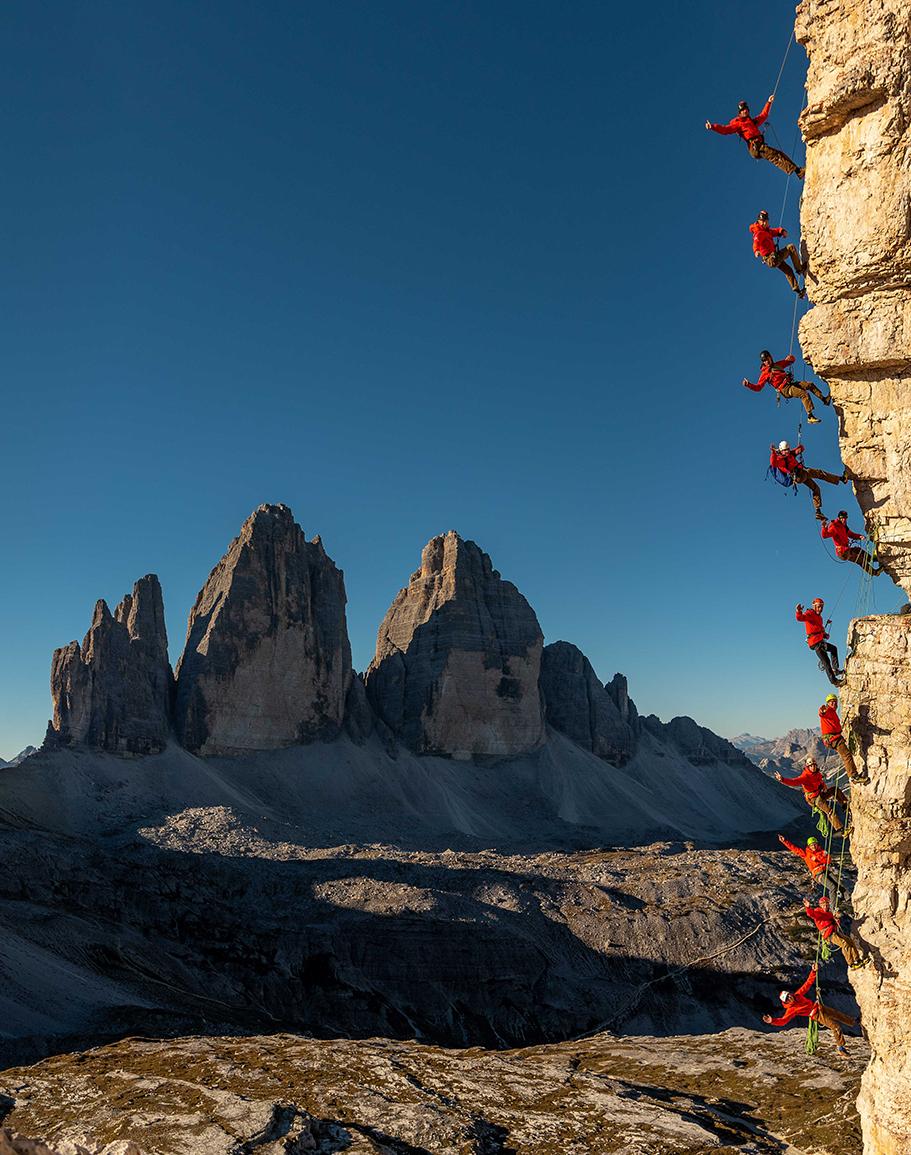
[0,1028,865,1155]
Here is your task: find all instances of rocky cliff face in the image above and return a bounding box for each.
[797,0,911,595]
[366,532,545,758]
[44,576,172,755]
[798,3,911,1151]
[175,505,353,757]
[540,642,637,765]
[840,616,911,1155]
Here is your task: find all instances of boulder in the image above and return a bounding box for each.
[540,642,637,765]
[174,504,352,757]
[365,532,544,758]
[44,575,172,755]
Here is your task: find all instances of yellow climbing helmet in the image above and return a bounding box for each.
[825,693,838,704]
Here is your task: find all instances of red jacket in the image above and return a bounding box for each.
[770,443,804,477]
[804,903,838,940]
[767,969,820,1025]
[779,764,825,799]
[751,221,787,258]
[780,835,831,877]
[819,704,843,741]
[821,519,863,557]
[744,355,795,392]
[796,606,827,647]
[709,102,772,142]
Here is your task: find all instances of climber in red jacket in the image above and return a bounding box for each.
[819,694,866,783]
[750,210,806,296]
[762,965,855,1052]
[803,896,866,968]
[743,351,830,422]
[778,834,846,905]
[706,98,804,177]
[821,510,883,574]
[796,598,843,686]
[775,757,847,833]
[769,441,846,519]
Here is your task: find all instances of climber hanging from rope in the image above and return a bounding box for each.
[778,834,848,906]
[796,598,844,685]
[819,693,867,784]
[743,352,830,423]
[706,98,805,177]
[750,210,806,297]
[769,441,847,519]
[774,758,848,833]
[761,965,856,1053]
[803,896,867,969]
[821,511,883,574]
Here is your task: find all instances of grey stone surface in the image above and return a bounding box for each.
[540,642,637,766]
[174,505,352,757]
[365,532,545,758]
[44,576,172,756]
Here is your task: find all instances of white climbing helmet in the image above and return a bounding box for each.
[779,440,790,452]
[779,990,791,1003]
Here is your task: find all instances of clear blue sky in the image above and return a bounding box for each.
[0,1,901,758]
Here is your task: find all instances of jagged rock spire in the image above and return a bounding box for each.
[365,531,544,758]
[45,575,173,755]
[174,504,353,757]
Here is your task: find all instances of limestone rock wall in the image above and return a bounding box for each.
[798,3,911,1150]
[365,532,545,758]
[841,616,911,1155]
[44,575,172,755]
[540,641,638,766]
[797,0,911,594]
[175,504,353,757]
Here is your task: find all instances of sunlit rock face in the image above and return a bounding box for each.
[798,3,911,1151]
[841,616,911,1155]
[175,504,353,756]
[366,531,545,759]
[797,0,911,596]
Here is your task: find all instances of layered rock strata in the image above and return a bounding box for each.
[366,532,545,758]
[175,505,353,756]
[841,616,911,1155]
[44,576,172,755]
[797,0,911,595]
[798,2,911,1151]
[540,642,638,765]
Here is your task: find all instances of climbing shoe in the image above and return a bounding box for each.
[808,415,821,424]
[823,394,832,406]
[815,510,826,522]
[796,167,806,180]
[849,959,869,969]
[836,1044,848,1054]
[797,287,807,298]
[842,469,850,482]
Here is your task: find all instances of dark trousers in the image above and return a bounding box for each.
[748,136,802,176]
[780,380,829,416]
[837,545,880,574]
[793,466,844,516]
[763,246,804,292]
[811,640,841,684]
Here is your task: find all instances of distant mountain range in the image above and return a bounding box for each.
[731,729,840,777]
[0,746,37,770]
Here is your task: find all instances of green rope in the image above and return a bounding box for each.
[805,1017,820,1055]
[813,806,830,839]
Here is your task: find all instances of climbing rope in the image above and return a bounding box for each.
[770,29,796,103]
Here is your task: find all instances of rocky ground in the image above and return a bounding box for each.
[0,1027,866,1155]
